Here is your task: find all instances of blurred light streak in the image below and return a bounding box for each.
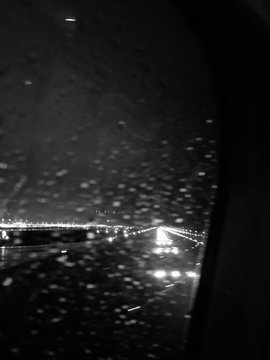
[127,306,141,312]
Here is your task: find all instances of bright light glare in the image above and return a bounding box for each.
[153,270,166,279]
[154,247,163,254]
[156,227,172,246]
[171,270,181,278]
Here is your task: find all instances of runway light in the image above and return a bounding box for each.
[186,271,198,278]
[171,247,179,255]
[153,270,166,279]
[153,247,163,254]
[171,270,181,278]
[153,246,179,255]
[156,227,172,246]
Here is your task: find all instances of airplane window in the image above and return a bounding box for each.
[0,1,218,359]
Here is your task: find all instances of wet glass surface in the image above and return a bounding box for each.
[0,0,218,358]
[0,226,204,359]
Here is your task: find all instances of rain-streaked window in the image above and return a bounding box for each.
[0,1,218,359]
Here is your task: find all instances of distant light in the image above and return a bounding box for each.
[153,270,166,279]
[65,17,76,22]
[107,237,113,242]
[0,163,8,169]
[165,284,174,288]
[61,250,67,253]
[24,80,32,85]
[86,232,95,240]
[171,270,181,278]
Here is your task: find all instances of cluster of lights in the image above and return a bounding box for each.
[156,227,172,246]
[106,226,157,243]
[153,270,198,279]
[153,270,181,279]
[0,222,140,231]
[162,226,205,245]
[153,247,179,255]
[186,271,199,278]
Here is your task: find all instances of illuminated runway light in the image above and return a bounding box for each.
[153,270,166,279]
[153,246,179,255]
[186,271,198,278]
[163,227,203,244]
[153,247,163,254]
[156,227,172,246]
[171,270,181,278]
[171,247,179,255]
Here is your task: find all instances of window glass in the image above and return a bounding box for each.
[0,1,218,359]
